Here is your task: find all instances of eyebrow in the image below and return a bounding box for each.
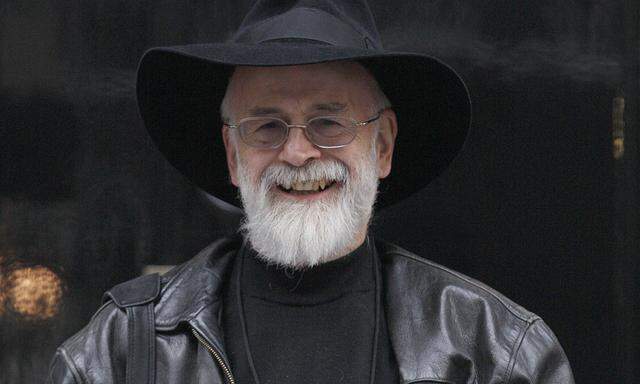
[247,102,348,117]
[311,102,348,113]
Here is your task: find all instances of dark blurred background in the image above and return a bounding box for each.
[0,1,638,383]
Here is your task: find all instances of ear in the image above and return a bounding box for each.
[375,109,398,179]
[222,125,240,187]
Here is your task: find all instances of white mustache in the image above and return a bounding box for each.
[260,160,349,189]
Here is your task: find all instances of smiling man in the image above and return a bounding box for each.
[48,1,574,383]
[222,63,395,269]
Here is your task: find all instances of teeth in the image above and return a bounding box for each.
[287,179,332,192]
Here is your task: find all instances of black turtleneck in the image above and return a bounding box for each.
[221,237,399,384]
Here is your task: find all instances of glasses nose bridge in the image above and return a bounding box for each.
[287,123,308,129]
[283,122,315,146]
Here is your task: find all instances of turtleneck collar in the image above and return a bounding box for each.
[240,237,375,306]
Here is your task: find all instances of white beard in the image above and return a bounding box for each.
[235,140,380,269]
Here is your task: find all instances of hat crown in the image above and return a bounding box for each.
[231,0,382,50]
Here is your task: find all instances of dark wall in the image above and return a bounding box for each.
[0,1,637,383]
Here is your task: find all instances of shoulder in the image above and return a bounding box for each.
[49,235,242,383]
[378,240,573,382]
[378,240,538,323]
[50,299,127,383]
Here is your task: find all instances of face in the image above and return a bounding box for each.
[222,61,397,268]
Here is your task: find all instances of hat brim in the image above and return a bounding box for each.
[136,42,471,209]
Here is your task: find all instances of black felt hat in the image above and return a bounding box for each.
[136,0,471,208]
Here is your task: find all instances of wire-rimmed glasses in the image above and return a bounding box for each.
[224,111,383,149]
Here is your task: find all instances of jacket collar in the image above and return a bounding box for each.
[153,236,240,357]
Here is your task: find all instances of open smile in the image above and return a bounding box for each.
[275,179,340,200]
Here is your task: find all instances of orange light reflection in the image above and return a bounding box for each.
[6,266,63,320]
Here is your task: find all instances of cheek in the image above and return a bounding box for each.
[332,154,365,180]
[336,141,377,173]
[238,150,278,182]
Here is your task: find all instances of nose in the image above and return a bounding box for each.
[277,126,322,167]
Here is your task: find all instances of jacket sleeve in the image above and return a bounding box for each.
[508,319,575,384]
[46,349,82,384]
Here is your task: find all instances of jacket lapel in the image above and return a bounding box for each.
[153,237,240,360]
[379,241,477,384]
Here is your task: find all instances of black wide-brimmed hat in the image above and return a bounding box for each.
[137,0,471,208]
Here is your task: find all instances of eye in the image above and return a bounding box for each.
[240,118,286,147]
[256,121,280,131]
[242,119,282,135]
[310,118,349,138]
[314,118,342,127]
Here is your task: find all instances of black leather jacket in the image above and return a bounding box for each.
[47,236,575,383]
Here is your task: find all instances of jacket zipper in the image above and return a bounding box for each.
[191,327,236,384]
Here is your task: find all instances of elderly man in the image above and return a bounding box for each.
[48,1,575,383]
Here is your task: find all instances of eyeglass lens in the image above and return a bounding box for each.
[239,117,356,148]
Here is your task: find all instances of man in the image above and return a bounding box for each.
[48,1,575,383]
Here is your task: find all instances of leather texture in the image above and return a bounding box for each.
[47,236,575,384]
[125,304,156,384]
[104,273,160,383]
[104,273,161,307]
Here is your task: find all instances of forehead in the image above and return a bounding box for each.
[225,61,378,114]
